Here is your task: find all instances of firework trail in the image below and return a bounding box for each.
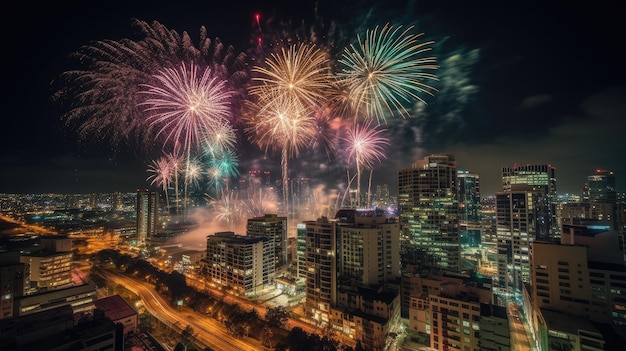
[166,152,184,214]
[56,6,464,225]
[247,93,316,215]
[183,157,203,193]
[207,189,246,230]
[242,187,279,218]
[337,23,439,124]
[342,119,390,207]
[146,156,174,209]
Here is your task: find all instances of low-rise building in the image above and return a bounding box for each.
[94,294,138,336]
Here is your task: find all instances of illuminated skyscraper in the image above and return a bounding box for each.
[458,170,482,247]
[581,169,619,230]
[375,184,391,207]
[136,189,158,245]
[586,169,617,204]
[398,154,460,272]
[296,223,307,280]
[495,186,538,294]
[501,163,557,240]
[304,211,401,350]
[304,216,338,325]
[335,209,401,286]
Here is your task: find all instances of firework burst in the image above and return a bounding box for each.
[343,119,390,207]
[247,42,332,216]
[246,93,316,214]
[139,62,235,208]
[208,189,245,229]
[53,19,249,155]
[146,156,174,209]
[206,148,239,195]
[337,23,439,123]
[250,43,332,110]
[140,62,234,155]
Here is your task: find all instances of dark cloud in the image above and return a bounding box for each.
[518,94,553,110]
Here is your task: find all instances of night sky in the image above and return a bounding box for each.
[1,0,624,196]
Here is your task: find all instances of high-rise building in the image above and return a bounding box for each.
[458,170,482,247]
[246,214,288,267]
[335,209,401,286]
[501,164,558,240]
[203,232,275,296]
[479,304,511,351]
[304,210,402,351]
[136,189,158,245]
[398,154,460,272]
[296,223,307,281]
[304,217,338,325]
[585,169,617,204]
[495,186,538,294]
[581,169,619,230]
[375,184,391,208]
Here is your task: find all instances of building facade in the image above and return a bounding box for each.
[458,170,482,248]
[398,154,460,272]
[501,164,558,240]
[495,187,538,294]
[204,231,275,296]
[304,217,338,325]
[529,220,626,349]
[246,214,288,267]
[336,209,401,287]
[0,252,25,320]
[136,189,158,245]
[20,236,73,293]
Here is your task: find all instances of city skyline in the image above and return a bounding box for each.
[1,0,624,197]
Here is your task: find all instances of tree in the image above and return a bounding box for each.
[164,270,189,301]
[262,326,273,348]
[180,325,195,350]
[265,305,290,328]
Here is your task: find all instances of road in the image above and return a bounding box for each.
[185,272,319,335]
[0,214,55,235]
[509,302,533,351]
[99,268,264,351]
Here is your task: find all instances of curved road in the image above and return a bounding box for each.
[100,269,263,351]
[185,274,319,335]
